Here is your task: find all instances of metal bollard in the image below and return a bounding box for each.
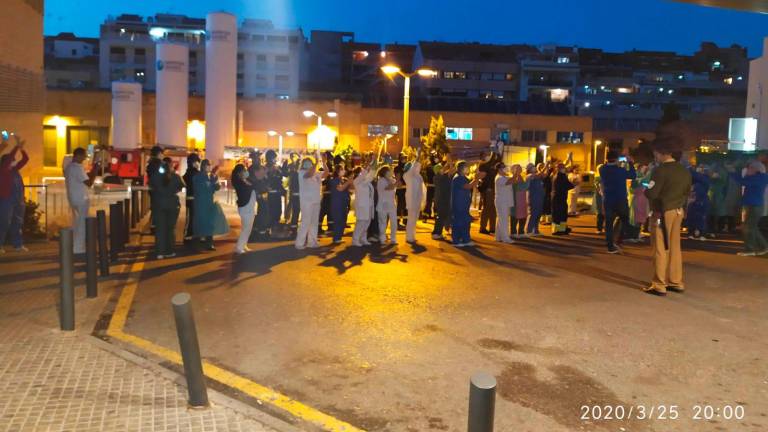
[96,210,110,276]
[59,228,75,331]
[468,372,496,432]
[171,293,209,408]
[123,198,131,243]
[109,203,120,262]
[115,200,125,252]
[131,190,139,227]
[85,217,98,298]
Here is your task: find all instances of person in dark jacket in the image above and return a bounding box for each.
[318,151,333,235]
[687,165,711,241]
[551,163,574,235]
[286,153,301,229]
[599,150,636,253]
[250,164,271,242]
[0,135,29,253]
[542,163,554,225]
[182,152,200,243]
[150,158,184,259]
[264,150,286,228]
[432,160,455,240]
[232,163,256,254]
[329,164,353,243]
[422,155,437,221]
[478,152,499,234]
[145,146,164,232]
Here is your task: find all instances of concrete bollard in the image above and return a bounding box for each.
[131,190,139,227]
[468,372,496,432]
[59,228,75,331]
[96,210,109,277]
[171,293,209,408]
[109,203,120,262]
[85,217,98,298]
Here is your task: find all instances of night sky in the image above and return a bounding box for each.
[45,0,768,56]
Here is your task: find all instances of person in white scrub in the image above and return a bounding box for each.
[403,149,424,243]
[63,148,93,255]
[494,162,516,243]
[295,151,328,250]
[376,165,399,245]
[352,160,378,246]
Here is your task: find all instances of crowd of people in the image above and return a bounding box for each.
[0,132,761,295]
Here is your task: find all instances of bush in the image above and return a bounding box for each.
[23,199,45,239]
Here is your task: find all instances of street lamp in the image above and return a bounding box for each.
[302,110,337,128]
[267,130,294,157]
[539,144,550,163]
[593,140,603,171]
[380,64,437,150]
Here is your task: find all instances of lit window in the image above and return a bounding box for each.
[549,89,569,102]
[276,95,290,100]
[505,73,514,81]
[446,127,473,141]
[455,72,466,79]
[616,87,633,94]
[443,71,454,79]
[556,132,584,143]
[583,102,591,108]
[557,57,570,64]
[367,124,398,137]
[724,77,733,85]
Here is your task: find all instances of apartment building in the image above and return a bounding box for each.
[44,33,100,89]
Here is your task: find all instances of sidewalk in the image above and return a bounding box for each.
[0,242,281,432]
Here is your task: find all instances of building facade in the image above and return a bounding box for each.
[1,0,45,180]
[44,33,100,89]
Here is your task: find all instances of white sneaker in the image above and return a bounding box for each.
[362,240,372,246]
[367,236,379,243]
[464,241,476,247]
[454,243,466,248]
[295,244,306,250]
[502,239,515,244]
[235,249,246,254]
[758,249,768,256]
[157,254,165,260]
[165,252,176,258]
[352,241,363,247]
[14,246,29,252]
[737,251,757,257]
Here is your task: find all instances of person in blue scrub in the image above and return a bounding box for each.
[329,164,353,244]
[451,161,486,247]
[526,163,545,236]
[687,165,710,241]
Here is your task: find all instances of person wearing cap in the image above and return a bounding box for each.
[403,148,424,243]
[644,141,692,296]
[182,152,201,243]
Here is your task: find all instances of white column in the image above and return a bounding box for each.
[156,43,189,148]
[205,12,238,163]
[110,81,142,150]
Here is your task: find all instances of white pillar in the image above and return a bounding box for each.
[205,12,238,163]
[156,43,189,148]
[110,81,142,150]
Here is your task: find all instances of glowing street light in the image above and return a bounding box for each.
[593,139,603,171]
[380,64,437,150]
[302,110,337,128]
[539,144,550,162]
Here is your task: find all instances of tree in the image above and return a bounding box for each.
[332,136,354,160]
[415,115,449,162]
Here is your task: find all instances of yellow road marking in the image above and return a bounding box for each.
[107,256,364,432]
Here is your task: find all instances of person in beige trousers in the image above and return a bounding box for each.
[643,142,692,296]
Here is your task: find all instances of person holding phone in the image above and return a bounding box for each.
[0,134,29,253]
[192,159,221,251]
[64,147,95,255]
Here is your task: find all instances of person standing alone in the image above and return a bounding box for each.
[644,141,692,296]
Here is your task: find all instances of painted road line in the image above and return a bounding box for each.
[107,255,364,432]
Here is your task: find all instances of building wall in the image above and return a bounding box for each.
[746,37,768,150]
[0,0,44,182]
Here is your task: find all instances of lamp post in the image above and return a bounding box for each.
[383,133,393,155]
[539,144,550,163]
[267,130,295,157]
[593,139,603,171]
[380,64,437,151]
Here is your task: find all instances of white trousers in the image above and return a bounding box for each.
[378,207,398,243]
[295,201,320,249]
[495,204,511,242]
[71,200,89,254]
[236,192,256,253]
[353,218,371,245]
[406,208,419,242]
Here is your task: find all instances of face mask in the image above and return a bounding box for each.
[242,171,249,179]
